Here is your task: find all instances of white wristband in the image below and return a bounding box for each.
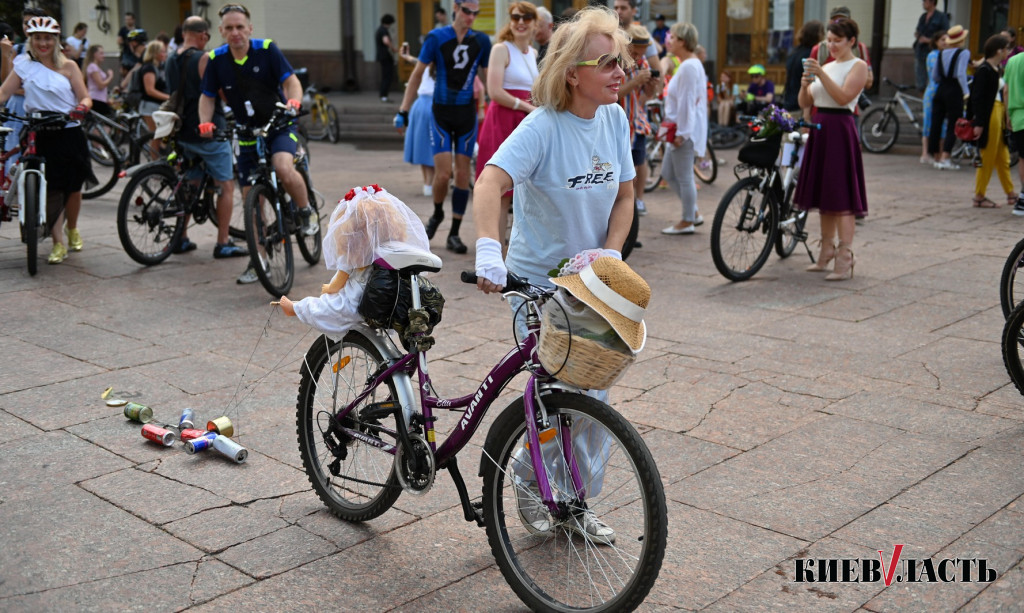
[513,98,521,111]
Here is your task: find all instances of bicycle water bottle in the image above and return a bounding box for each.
[244,100,255,118]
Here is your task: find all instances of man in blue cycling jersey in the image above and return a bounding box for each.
[397,0,491,254]
[198,3,316,283]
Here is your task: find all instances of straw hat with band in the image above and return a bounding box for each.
[550,257,650,353]
[946,25,968,48]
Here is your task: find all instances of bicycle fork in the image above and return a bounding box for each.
[522,377,587,517]
[17,165,47,230]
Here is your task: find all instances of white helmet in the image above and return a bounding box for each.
[25,16,61,35]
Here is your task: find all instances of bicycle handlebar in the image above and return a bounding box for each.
[460,270,533,294]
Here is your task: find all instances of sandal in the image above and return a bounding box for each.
[972,196,1001,208]
[1010,193,1020,208]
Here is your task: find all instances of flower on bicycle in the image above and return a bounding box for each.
[752,104,796,139]
[548,248,619,278]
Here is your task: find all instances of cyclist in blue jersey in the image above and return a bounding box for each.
[198,4,316,282]
[397,0,491,254]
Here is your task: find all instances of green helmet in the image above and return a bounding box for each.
[748,64,766,76]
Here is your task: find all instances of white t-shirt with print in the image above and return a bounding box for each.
[487,104,635,288]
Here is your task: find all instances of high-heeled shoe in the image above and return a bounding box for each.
[825,243,855,281]
[806,238,837,272]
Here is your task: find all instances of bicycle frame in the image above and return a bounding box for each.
[326,279,586,515]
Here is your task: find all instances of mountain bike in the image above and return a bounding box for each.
[116,131,244,265]
[241,105,324,297]
[81,109,157,199]
[1001,237,1024,318]
[0,111,72,276]
[710,120,818,282]
[296,256,667,612]
[859,78,923,153]
[1002,301,1024,396]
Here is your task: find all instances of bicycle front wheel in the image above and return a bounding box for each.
[859,107,899,153]
[481,392,667,613]
[82,133,121,199]
[774,181,807,258]
[23,172,40,276]
[644,138,663,193]
[1000,237,1024,318]
[711,176,778,281]
[295,164,323,265]
[694,141,717,184]
[709,126,746,149]
[1002,302,1024,397]
[206,175,247,240]
[244,182,294,297]
[116,165,184,265]
[297,332,403,521]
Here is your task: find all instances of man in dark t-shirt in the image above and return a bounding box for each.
[397,0,491,253]
[376,14,397,102]
[165,16,247,261]
[117,12,136,76]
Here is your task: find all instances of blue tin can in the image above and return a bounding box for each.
[185,434,216,454]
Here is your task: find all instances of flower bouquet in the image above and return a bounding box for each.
[750,104,796,140]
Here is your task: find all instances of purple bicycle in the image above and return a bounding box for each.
[296,248,667,612]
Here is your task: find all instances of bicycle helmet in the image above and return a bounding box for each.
[25,16,61,35]
[127,28,148,43]
[747,64,766,76]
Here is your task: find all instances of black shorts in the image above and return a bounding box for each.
[430,103,477,157]
[1012,129,1024,155]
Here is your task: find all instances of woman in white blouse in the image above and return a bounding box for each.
[659,22,707,235]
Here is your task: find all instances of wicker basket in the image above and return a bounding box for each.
[537,301,635,390]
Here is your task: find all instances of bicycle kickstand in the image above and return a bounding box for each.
[446,457,486,527]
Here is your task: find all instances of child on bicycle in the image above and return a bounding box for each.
[278,185,428,337]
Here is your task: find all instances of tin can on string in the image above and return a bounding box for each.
[141,424,175,446]
[124,402,154,423]
[206,416,234,438]
[179,428,215,441]
[185,434,217,454]
[179,408,195,430]
[213,435,248,463]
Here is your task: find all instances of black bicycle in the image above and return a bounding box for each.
[710,120,818,281]
[241,104,324,297]
[81,109,155,199]
[116,131,245,265]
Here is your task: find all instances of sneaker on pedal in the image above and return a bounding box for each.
[213,240,248,258]
[446,235,468,253]
[236,265,260,284]
[66,226,83,252]
[567,508,616,545]
[424,213,444,239]
[1014,198,1024,217]
[299,207,319,236]
[636,200,648,216]
[516,484,551,534]
[48,242,67,264]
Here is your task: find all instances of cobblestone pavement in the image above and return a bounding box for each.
[1,120,1022,611]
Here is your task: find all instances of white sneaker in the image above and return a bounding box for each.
[566,508,616,545]
[422,184,433,197]
[299,208,319,236]
[934,159,960,170]
[236,265,259,284]
[516,484,551,534]
[636,200,648,216]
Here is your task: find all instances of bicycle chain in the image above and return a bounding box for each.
[334,473,402,490]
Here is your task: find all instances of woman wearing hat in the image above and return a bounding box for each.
[928,24,970,170]
[797,17,868,281]
[473,6,637,544]
[0,15,93,265]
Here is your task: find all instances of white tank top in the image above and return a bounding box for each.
[809,58,862,112]
[502,41,538,92]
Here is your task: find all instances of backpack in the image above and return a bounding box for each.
[123,65,143,110]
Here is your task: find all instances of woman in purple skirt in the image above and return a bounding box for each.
[796,17,868,281]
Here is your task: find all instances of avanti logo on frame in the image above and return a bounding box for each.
[794,545,998,585]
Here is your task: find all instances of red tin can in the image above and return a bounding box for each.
[141,424,175,446]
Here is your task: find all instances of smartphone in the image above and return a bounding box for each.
[650,70,660,78]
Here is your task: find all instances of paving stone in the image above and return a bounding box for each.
[67,414,191,465]
[0,430,132,502]
[163,505,290,553]
[641,428,737,485]
[246,489,325,523]
[0,408,42,445]
[80,467,232,525]
[825,391,1016,442]
[0,559,252,612]
[0,335,105,395]
[959,560,1024,612]
[390,566,526,612]
[215,524,337,578]
[297,506,418,549]
[152,449,308,504]
[0,485,201,598]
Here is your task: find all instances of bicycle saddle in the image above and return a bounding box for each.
[374,242,443,275]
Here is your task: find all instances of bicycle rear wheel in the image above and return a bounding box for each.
[711,176,778,281]
[644,139,663,193]
[295,164,323,265]
[297,332,403,521]
[709,126,746,149]
[326,104,340,144]
[23,172,40,276]
[774,181,807,258]
[480,392,667,613]
[116,165,184,265]
[1000,237,1024,318]
[243,182,294,297]
[82,133,121,199]
[859,107,899,153]
[694,141,717,184]
[1001,302,1024,397]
